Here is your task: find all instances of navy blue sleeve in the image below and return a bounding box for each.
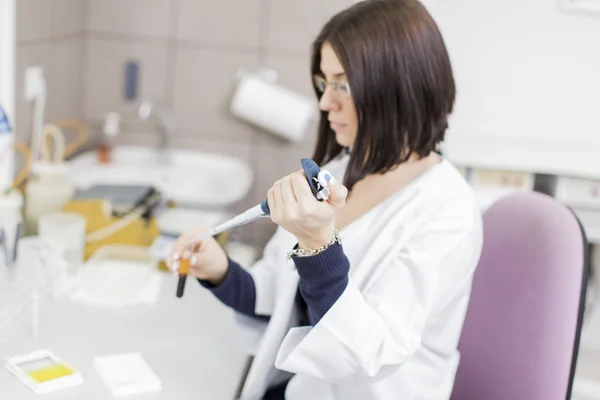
[291,242,350,325]
[198,259,269,321]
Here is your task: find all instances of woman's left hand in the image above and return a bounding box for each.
[268,170,348,250]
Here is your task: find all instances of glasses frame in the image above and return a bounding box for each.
[312,75,352,97]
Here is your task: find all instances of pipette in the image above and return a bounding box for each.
[175,158,333,298]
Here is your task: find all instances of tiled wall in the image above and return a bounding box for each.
[82,0,354,248]
[15,0,85,151]
[15,0,354,249]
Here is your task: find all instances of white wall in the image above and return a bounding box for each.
[423,0,600,177]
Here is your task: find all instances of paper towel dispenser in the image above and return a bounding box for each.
[230,68,317,143]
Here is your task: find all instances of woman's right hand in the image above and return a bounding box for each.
[168,226,229,285]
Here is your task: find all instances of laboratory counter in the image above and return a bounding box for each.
[0,266,249,399]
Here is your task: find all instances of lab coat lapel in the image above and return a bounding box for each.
[239,258,300,399]
[339,186,422,289]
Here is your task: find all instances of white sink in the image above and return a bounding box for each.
[66,146,254,208]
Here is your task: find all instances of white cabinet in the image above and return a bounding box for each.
[556,177,600,209]
[555,177,600,244]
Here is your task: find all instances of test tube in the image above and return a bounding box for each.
[176,250,191,298]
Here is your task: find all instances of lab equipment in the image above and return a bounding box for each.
[0,105,14,194]
[175,158,332,298]
[5,349,83,394]
[176,253,191,297]
[0,227,8,266]
[24,124,75,235]
[24,66,46,169]
[0,237,65,358]
[98,112,121,164]
[52,117,89,159]
[138,100,175,161]
[73,184,159,216]
[23,117,90,230]
[0,188,23,264]
[231,70,317,143]
[157,207,232,240]
[63,185,163,260]
[189,159,331,246]
[451,192,589,400]
[38,212,86,275]
[94,352,161,396]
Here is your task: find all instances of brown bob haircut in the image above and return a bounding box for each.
[311,0,456,191]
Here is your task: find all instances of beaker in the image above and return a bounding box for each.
[38,212,86,275]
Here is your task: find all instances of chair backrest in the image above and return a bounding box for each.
[451,192,589,400]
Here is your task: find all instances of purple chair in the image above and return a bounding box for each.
[451,192,590,400]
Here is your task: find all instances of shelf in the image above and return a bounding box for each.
[443,134,600,180]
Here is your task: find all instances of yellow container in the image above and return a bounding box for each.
[62,199,160,261]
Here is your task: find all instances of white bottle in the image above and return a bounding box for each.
[0,105,14,194]
[97,112,121,164]
[24,126,75,235]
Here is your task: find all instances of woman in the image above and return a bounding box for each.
[170,0,483,399]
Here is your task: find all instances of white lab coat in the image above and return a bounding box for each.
[236,155,483,400]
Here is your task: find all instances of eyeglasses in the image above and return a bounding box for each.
[313,75,351,97]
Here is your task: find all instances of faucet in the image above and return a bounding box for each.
[138,100,175,163]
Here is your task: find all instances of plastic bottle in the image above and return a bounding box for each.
[24,126,75,235]
[0,105,14,195]
[97,112,121,164]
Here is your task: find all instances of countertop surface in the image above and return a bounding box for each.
[0,267,248,400]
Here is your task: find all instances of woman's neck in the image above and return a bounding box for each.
[335,152,441,231]
[357,151,441,186]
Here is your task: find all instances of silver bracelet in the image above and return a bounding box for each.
[287,230,341,260]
